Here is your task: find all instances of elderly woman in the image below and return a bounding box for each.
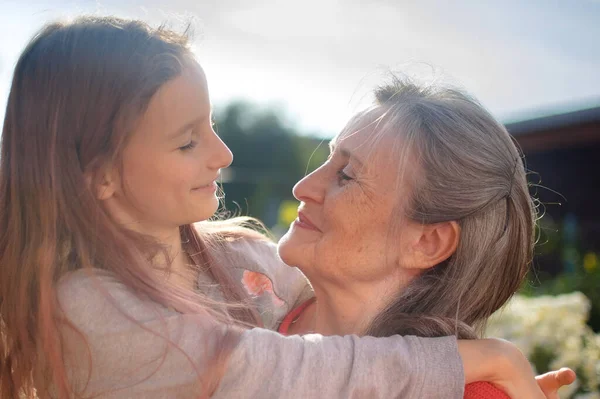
[275,77,574,397]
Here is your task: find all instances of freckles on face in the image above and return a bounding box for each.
[279,126,408,284]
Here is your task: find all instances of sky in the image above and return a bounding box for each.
[1,0,599,137]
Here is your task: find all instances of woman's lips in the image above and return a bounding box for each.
[294,211,321,232]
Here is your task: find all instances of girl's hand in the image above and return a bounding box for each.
[459,338,544,399]
[536,368,577,399]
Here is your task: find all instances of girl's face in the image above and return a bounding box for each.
[102,62,232,237]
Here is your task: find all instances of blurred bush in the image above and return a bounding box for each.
[524,213,600,333]
[486,293,600,398]
[214,100,326,227]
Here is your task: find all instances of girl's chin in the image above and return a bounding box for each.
[193,200,219,222]
[186,211,218,225]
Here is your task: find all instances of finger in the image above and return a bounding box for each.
[536,368,576,393]
[555,368,576,386]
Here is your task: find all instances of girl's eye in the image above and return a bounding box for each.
[179,141,197,151]
[336,169,353,184]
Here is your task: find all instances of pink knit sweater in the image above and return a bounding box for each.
[279,299,511,399]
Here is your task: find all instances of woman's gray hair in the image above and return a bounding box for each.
[360,76,536,339]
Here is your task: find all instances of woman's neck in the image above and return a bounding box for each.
[294,275,403,336]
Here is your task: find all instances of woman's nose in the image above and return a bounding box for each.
[292,166,326,204]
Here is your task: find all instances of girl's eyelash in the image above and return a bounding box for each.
[179,141,197,151]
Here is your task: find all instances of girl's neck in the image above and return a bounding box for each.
[151,227,197,291]
[166,249,197,291]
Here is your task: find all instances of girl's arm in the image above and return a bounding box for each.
[212,238,547,399]
[57,270,465,398]
[209,237,546,398]
[214,329,463,398]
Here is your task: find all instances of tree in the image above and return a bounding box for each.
[214,101,329,228]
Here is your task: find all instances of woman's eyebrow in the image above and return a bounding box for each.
[329,141,365,169]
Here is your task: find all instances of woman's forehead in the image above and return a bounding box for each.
[333,117,396,159]
[332,111,418,190]
[333,105,389,141]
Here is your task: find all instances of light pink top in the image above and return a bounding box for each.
[55,237,465,398]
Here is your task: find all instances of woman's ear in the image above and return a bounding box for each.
[84,164,118,201]
[404,221,460,270]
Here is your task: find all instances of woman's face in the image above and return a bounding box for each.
[102,62,232,237]
[278,123,415,287]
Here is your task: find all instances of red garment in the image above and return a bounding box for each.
[464,382,510,399]
[278,297,316,335]
[279,300,510,399]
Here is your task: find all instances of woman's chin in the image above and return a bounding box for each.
[277,233,301,267]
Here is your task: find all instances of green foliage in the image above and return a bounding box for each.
[214,101,328,227]
[529,345,555,374]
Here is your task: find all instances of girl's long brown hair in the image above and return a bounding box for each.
[0,16,260,398]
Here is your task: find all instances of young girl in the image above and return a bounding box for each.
[0,16,552,398]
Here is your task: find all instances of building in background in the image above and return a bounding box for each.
[506,105,600,331]
[506,105,600,276]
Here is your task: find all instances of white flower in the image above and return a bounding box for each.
[574,393,600,399]
[485,292,600,398]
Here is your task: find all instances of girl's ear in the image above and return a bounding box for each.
[85,164,118,201]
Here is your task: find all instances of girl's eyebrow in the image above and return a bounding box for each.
[167,117,202,140]
[168,107,213,140]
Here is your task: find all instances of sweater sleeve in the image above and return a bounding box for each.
[215,329,464,399]
[56,270,464,399]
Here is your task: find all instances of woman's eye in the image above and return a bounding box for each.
[179,141,197,151]
[336,169,353,183]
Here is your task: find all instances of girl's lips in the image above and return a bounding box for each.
[192,181,217,192]
[294,211,321,232]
